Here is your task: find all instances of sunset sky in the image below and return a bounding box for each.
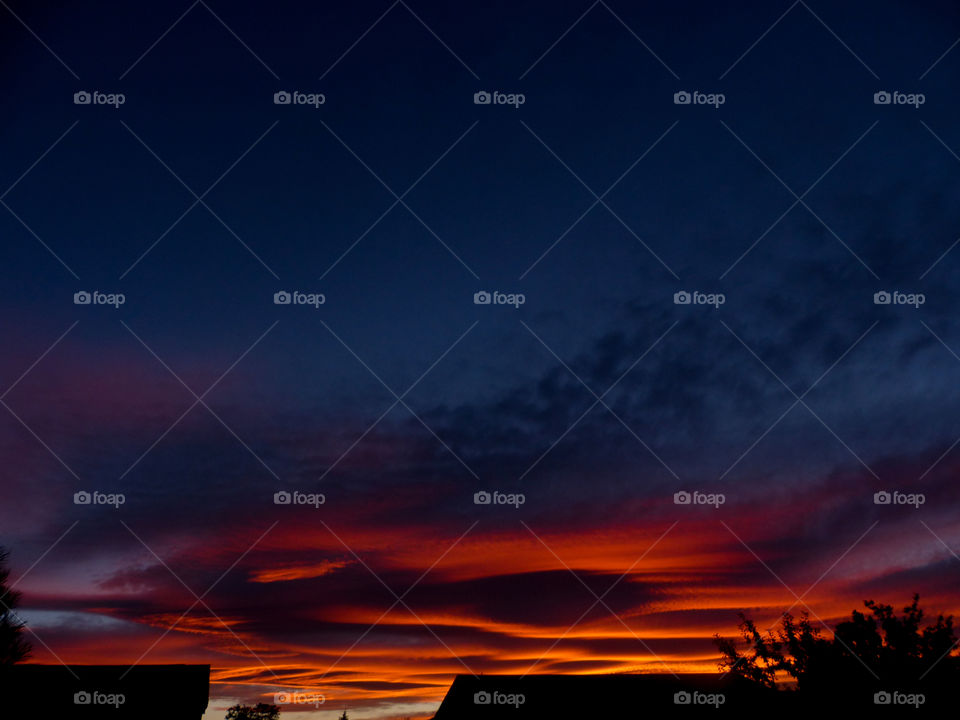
[2,1,960,718]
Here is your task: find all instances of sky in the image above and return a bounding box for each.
[2,0,960,718]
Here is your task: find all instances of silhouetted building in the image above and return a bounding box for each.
[432,673,947,718]
[432,673,769,718]
[2,664,210,719]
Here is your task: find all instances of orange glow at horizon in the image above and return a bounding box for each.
[20,516,960,719]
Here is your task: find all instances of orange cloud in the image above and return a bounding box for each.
[248,559,352,583]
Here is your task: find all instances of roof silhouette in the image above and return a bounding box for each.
[3,664,210,719]
[431,672,946,718]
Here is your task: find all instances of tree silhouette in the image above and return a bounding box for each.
[715,595,959,693]
[0,547,32,665]
[225,703,280,720]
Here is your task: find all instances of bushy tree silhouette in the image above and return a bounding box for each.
[0,546,32,665]
[715,595,959,694]
[224,702,279,720]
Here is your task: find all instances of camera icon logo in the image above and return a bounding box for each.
[74,91,91,105]
[474,291,491,305]
[673,491,691,505]
[474,91,491,105]
[674,691,691,704]
[674,91,691,105]
[873,290,891,305]
[274,91,291,105]
[474,491,491,505]
[474,691,491,705]
[274,291,291,305]
[873,91,891,105]
[74,691,92,705]
[874,691,891,705]
[74,491,92,505]
[274,491,292,505]
[673,291,691,305]
[873,491,891,505]
[74,291,91,305]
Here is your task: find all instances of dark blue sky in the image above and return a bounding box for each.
[3,2,960,718]
[3,0,959,476]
